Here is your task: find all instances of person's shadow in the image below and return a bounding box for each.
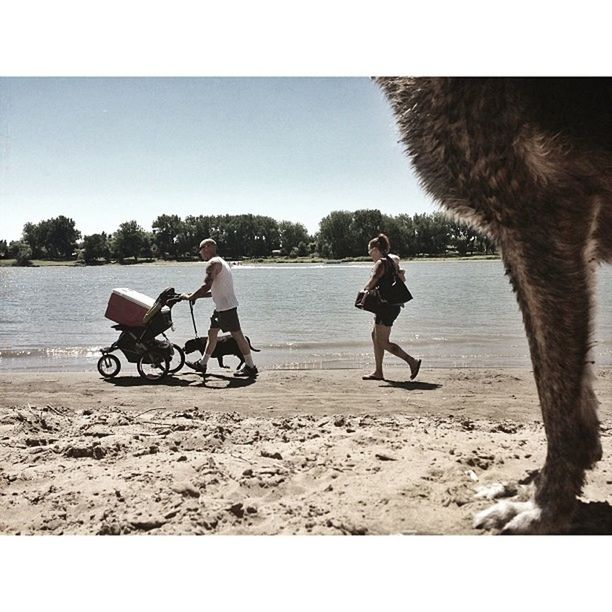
[380,379,442,391]
[198,372,257,389]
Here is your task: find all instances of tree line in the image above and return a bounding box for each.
[0,210,496,266]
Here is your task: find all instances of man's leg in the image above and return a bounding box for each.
[219,309,257,377]
[200,327,220,368]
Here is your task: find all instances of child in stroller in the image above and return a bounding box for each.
[98,287,185,382]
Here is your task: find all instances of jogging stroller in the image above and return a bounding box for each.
[97,287,185,382]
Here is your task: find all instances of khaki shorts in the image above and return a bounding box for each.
[210,308,241,333]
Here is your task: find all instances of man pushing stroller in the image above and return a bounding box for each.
[181,238,258,378]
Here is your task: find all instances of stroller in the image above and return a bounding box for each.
[97,287,185,382]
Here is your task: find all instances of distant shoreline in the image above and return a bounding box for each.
[0,254,501,268]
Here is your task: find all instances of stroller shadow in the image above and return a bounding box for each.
[101,372,256,389]
[101,375,193,387]
[380,379,442,391]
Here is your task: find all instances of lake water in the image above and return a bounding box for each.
[0,260,610,373]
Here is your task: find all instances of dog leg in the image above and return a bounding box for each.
[474,216,601,534]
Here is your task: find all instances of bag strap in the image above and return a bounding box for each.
[382,255,399,282]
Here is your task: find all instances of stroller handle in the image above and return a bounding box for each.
[143,287,182,325]
[165,295,183,307]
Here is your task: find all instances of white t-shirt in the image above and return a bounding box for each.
[207,256,239,312]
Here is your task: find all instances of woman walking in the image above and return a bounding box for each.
[362,233,421,381]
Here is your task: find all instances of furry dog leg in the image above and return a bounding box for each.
[473,213,602,533]
[376,77,612,534]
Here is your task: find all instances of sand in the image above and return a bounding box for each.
[1,366,612,535]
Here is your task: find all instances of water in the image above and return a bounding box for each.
[0,260,610,372]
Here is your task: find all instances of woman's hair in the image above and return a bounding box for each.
[368,233,390,254]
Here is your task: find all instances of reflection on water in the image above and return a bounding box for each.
[1,261,610,372]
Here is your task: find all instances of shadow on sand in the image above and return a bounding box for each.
[100,372,256,389]
[198,372,257,390]
[101,374,193,387]
[380,379,442,391]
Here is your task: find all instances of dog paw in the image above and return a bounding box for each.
[473,499,571,534]
[474,482,518,500]
[473,499,534,531]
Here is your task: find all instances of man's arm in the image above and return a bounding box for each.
[181,261,221,302]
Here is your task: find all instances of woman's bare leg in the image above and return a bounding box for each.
[363,324,385,379]
[377,324,419,375]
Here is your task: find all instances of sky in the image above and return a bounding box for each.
[0,77,436,242]
[2,3,607,246]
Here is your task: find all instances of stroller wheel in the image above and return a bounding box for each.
[97,354,121,378]
[168,344,185,374]
[137,351,170,382]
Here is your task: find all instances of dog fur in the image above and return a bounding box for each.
[184,334,260,369]
[376,77,612,534]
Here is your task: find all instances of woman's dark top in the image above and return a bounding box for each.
[376,256,396,301]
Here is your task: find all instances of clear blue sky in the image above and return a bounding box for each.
[0,77,435,242]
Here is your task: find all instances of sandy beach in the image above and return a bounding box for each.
[1,367,612,535]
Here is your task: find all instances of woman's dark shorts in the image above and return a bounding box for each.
[374,304,401,327]
[210,308,241,333]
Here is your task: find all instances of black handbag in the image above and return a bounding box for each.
[382,277,413,304]
[354,289,384,313]
[380,258,413,304]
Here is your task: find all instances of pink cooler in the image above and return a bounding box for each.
[104,288,155,327]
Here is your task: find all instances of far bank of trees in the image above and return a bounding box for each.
[1,209,496,266]
[317,210,495,258]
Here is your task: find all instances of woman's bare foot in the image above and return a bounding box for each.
[362,373,384,380]
[410,359,422,380]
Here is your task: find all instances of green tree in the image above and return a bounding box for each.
[22,216,81,259]
[389,214,417,257]
[180,215,215,258]
[111,221,147,263]
[216,214,280,258]
[12,241,33,266]
[413,212,450,256]
[141,232,154,260]
[349,209,383,256]
[82,233,111,264]
[448,220,481,256]
[318,211,354,258]
[254,215,281,257]
[22,222,44,258]
[278,221,310,256]
[220,214,251,258]
[152,214,184,260]
[45,216,81,259]
[474,232,497,255]
[0,239,7,258]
